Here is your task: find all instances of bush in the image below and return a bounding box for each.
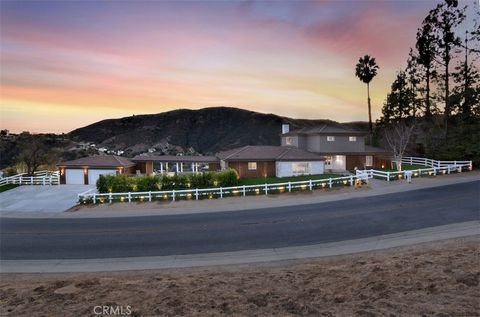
[216,169,239,187]
[136,175,161,192]
[96,174,132,193]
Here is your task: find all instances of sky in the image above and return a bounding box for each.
[0,0,475,133]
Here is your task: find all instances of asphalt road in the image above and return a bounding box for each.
[1,181,479,260]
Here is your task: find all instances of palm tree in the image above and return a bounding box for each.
[355,55,379,134]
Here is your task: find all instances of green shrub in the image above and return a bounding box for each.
[217,169,239,187]
[136,175,161,192]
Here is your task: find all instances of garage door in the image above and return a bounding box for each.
[88,169,117,185]
[65,169,85,185]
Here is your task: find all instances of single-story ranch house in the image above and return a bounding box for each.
[57,124,390,184]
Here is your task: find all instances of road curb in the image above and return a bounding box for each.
[2,221,478,273]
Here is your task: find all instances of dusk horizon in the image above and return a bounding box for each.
[0,0,477,133]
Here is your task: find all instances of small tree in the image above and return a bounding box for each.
[383,122,416,171]
[16,134,48,175]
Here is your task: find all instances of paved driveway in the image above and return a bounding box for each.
[0,185,95,214]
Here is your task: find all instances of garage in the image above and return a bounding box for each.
[88,169,117,185]
[57,155,135,185]
[65,169,85,185]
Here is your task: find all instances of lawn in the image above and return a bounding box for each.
[377,164,427,172]
[239,174,342,186]
[0,184,18,193]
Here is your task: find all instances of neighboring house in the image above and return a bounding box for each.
[57,155,135,185]
[280,124,389,171]
[132,155,218,175]
[216,146,325,178]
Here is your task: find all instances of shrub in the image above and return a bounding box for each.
[217,169,239,187]
[136,175,161,192]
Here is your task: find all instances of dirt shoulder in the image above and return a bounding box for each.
[1,236,478,316]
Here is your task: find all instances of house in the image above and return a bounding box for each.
[57,155,136,185]
[216,145,325,178]
[280,124,389,171]
[131,155,218,175]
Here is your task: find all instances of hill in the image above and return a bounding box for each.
[69,107,368,156]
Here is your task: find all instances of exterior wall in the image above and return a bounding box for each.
[276,161,325,178]
[135,162,153,174]
[346,155,368,171]
[227,161,276,178]
[209,162,221,171]
[306,135,365,153]
[281,135,307,148]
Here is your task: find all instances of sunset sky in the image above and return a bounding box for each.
[0,0,474,133]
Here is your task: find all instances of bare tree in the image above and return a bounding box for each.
[383,122,416,171]
[16,134,48,175]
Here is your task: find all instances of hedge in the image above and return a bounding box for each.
[96,169,239,193]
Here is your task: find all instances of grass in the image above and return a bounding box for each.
[239,174,342,186]
[0,184,19,193]
[376,164,427,172]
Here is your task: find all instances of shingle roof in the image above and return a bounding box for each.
[283,125,367,136]
[132,155,218,163]
[216,145,324,161]
[57,155,135,168]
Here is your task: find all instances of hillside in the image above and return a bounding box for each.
[69,107,368,156]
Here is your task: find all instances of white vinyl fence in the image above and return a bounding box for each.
[356,156,472,182]
[78,175,363,204]
[0,170,60,186]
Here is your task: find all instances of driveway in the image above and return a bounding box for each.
[0,185,95,214]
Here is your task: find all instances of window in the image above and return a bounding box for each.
[325,156,332,166]
[292,162,311,174]
[247,162,257,170]
[285,137,294,146]
[366,156,373,166]
[349,136,357,142]
[327,136,335,142]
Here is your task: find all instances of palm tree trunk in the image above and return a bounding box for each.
[367,83,373,133]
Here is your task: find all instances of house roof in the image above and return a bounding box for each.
[282,125,368,136]
[57,155,135,168]
[216,145,325,162]
[132,155,218,163]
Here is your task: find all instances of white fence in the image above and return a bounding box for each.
[0,170,60,186]
[356,156,472,182]
[78,175,363,204]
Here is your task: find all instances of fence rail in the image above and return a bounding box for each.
[0,170,60,186]
[78,175,363,204]
[357,156,472,182]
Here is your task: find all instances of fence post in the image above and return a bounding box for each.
[109,192,112,204]
[454,161,457,168]
[148,191,152,202]
[242,185,246,197]
[433,167,436,176]
[195,188,199,200]
[265,183,268,195]
[349,176,354,186]
[31,176,33,185]
[220,187,223,198]
[387,172,390,182]
[128,192,131,203]
[309,180,312,190]
[43,177,46,186]
[410,157,413,165]
[172,190,175,201]
[288,182,291,192]
[328,178,332,188]
[93,193,96,204]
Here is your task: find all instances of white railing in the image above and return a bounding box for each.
[78,175,364,204]
[0,170,60,186]
[401,156,473,170]
[357,156,472,182]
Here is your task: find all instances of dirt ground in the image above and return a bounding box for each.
[1,237,479,317]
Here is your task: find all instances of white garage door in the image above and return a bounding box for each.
[88,169,117,185]
[65,169,85,185]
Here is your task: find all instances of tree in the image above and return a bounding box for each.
[383,122,416,171]
[380,71,417,123]
[429,0,466,120]
[355,55,379,134]
[16,134,49,175]
[415,18,437,118]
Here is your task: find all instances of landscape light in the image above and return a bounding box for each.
[255,188,260,194]
[187,193,192,198]
[322,183,326,187]
[343,180,348,185]
[120,197,125,202]
[301,184,307,189]
[414,173,418,176]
